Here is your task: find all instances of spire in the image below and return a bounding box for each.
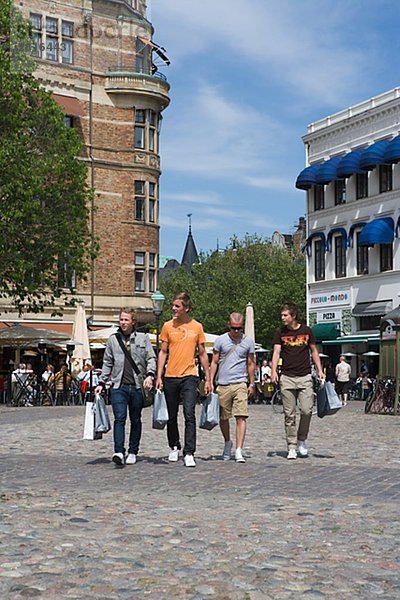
[181,213,198,272]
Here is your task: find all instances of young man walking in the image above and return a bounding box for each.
[95,308,156,467]
[271,303,324,460]
[210,312,255,463]
[156,292,211,467]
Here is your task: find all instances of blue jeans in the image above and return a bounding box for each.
[111,385,144,455]
[163,376,198,455]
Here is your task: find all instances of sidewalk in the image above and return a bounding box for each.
[1,402,399,599]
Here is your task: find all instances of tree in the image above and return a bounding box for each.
[159,235,306,348]
[0,2,93,314]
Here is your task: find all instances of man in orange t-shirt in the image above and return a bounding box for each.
[156,292,211,467]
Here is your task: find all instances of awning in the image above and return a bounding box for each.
[315,156,343,185]
[358,217,394,246]
[360,139,391,171]
[383,134,400,164]
[348,222,367,247]
[312,322,341,342]
[305,231,326,256]
[326,227,348,251]
[295,164,321,190]
[352,300,392,317]
[337,149,365,178]
[53,94,84,117]
[323,333,380,345]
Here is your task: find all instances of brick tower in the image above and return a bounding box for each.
[15,0,170,325]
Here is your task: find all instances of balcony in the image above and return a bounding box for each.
[105,67,170,109]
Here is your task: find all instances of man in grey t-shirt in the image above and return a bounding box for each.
[209,312,255,462]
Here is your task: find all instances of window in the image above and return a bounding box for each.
[334,236,346,278]
[314,185,324,211]
[356,231,369,275]
[57,255,76,289]
[149,182,155,197]
[134,180,145,221]
[135,252,145,266]
[149,269,155,292]
[359,315,381,331]
[30,13,74,65]
[149,199,156,223]
[379,164,393,193]
[335,179,346,205]
[64,116,73,128]
[135,270,145,291]
[380,243,393,272]
[356,172,368,199]
[134,109,159,152]
[314,239,325,281]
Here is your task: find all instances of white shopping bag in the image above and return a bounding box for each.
[83,401,102,440]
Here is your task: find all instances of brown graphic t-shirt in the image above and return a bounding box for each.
[273,324,315,377]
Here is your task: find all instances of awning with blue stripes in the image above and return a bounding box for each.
[358,217,394,247]
[326,227,348,251]
[337,149,366,178]
[360,139,391,171]
[315,156,343,185]
[295,164,321,190]
[383,135,400,164]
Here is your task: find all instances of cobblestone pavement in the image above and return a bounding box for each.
[1,401,400,599]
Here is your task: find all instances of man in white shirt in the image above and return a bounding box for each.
[335,355,351,405]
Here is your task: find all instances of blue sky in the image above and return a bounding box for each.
[150,0,400,260]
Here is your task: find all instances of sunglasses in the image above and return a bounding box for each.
[230,326,243,332]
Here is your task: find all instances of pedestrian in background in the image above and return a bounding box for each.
[335,355,351,405]
[210,312,255,462]
[156,292,211,468]
[271,302,324,460]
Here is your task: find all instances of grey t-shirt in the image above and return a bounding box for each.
[214,333,255,385]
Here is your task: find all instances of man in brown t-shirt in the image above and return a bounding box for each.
[271,303,324,460]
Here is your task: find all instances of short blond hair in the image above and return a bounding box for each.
[120,308,137,321]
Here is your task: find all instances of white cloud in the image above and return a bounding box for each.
[161,191,222,205]
[246,176,295,192]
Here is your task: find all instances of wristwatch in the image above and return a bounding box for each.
[249,383,255,388]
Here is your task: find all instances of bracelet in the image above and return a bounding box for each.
[249,383,255,388]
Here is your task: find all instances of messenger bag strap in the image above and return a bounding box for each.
[115,333,140,376]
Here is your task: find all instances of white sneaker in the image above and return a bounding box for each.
[168,447,179,462]
[287,448,297,460]
[235,448,246,463]
[222,440,233,461]
[112,452,124,466]
[298,441,308,457]
[125,453,137,465]
[184,454,196,467]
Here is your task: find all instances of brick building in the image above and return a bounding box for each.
[8,0,170,326]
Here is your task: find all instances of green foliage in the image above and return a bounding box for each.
[159,234,306,348]
[0,2,93,314]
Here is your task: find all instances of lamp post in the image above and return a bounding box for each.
[37,339,47,405]
[66,340,76,374]
[151,290,165,357]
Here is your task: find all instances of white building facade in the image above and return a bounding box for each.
[297,88,400,373]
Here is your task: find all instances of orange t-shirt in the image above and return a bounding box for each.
[160,319,206,378]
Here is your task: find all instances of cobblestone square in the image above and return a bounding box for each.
[1,402,400,599]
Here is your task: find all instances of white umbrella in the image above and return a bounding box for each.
[343,352,357,357]
[71,300,91,374]
[88,326,118,344]
[362,351,380,356]
[244,302,255,342]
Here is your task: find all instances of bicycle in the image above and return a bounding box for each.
[271,386,317,415]
[365,378,396,415]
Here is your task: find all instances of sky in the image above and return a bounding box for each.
[149,0,400,260]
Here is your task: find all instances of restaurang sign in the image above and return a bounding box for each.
[310,290,350,307]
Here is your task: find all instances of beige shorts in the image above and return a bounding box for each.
[217,382,249,420]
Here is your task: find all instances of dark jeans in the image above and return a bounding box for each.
[111,385,143,455]
[163,376,198,455]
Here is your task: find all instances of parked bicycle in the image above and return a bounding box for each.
[364,378,397,415]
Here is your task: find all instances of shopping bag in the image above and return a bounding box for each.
[317,381,343,418]
[199,393,220,430]
[142,385,155,408]
[152,390,169,429]
[95,394,111,434]
[83,401,103,440]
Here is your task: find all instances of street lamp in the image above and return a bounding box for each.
[66,340,76,374]
[37,339,47,404]
[151,290,165,356]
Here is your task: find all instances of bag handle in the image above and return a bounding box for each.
[115,333,141,376]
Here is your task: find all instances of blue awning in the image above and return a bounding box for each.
[315,156,342,185]
[326,227,348,251]
[337,149,365,178]
[295,164,321,190]
[348,222,367,247]
[360,139,391,171]
[305,232,326,257]
[383,135,400,164]
[358,217,394,247]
